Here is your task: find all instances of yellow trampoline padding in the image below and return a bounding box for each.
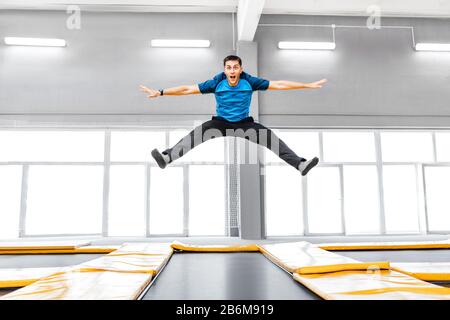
[75,253,170,275]
[1,242,173,300]
[258,241,389,274]
[298,262,390,275]
[75,242,173,276]
[0,247,120,255]
[0,267,66,288]
[113,242,174,255]
[0,241,91,251]
[1,270,152,300]
[0,250,84,255]
[73,245,121,253]
[170,241,260,252]
[391,262,450,281]
[293,270,450,300]
[318,240,450,251]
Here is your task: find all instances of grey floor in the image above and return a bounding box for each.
[0,253,105,269]
[142,252,320,300]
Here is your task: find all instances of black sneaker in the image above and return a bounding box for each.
[298,157,319,176]
[151,149,168,169]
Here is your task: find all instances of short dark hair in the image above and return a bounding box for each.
[223,55,242,66]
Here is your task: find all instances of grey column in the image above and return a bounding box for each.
[237,41,265,240]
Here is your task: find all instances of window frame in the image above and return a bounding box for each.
[263,128,447,237]
[0,127,230,238]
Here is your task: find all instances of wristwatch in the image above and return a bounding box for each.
[159,89,164,96]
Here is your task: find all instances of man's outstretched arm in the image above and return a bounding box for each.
[139,84,200,98]
[268,78,327,90]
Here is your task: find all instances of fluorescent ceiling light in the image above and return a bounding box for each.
[151,39,210,48]
[415,43,450,52]
[4,37,66,47]
[278,41,336,50]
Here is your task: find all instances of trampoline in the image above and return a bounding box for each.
[140,252,320,300]
[1,241,450,300]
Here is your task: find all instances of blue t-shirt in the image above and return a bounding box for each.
[198,71,269,122]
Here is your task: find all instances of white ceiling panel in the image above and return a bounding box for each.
[1,0,449,17]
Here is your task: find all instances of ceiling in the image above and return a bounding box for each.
[1,0,450,18]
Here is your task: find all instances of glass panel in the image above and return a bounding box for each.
[149,167,184,235]
[189,165,225,236]
[435,132,450,162]
[323,132,376,162]
[169,129,225,163]
[424,166,450,231]
[343,165,380,234]
[307,166,342,234]
[111,131,165,162]
[26,165,103,235]
[108,165,146,236]
[0,131,104,162]
[383,165,420,233]
[0,166,22,238]
[381,132,433,162]
[265,131,319,164]
[265,165,303,236]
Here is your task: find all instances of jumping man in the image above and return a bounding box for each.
[140,55,326,175]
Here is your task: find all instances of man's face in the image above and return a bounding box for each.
[224,60,242,86]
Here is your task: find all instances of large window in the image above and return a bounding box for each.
[110,131,165,162]
[108,165,146,237]
[265,130,450,236]
[343,165,380,235]
[0,129,228,239]
[189,165,226,236]
[0,166,22,238]
[423,166,450,232]
[149,167,184,235]
[323,132,376,162]
[2,128,450,238]
[382,165,420,233]
[435,132,450,162]
[265,165,303,236]
[0,130,105,237]
[380,132,433,162]
[0,131,104,162]
[307,166,342,234]
[26,165,104,235]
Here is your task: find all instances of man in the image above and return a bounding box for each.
[140,55,326,175]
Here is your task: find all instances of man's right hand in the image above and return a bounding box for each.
[140,85,161,98]
[307,79,327,89]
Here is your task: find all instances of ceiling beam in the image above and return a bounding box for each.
[237,0,265,41]
[0,0,237,12]
[1,0,450,18]
[263,0,450,18]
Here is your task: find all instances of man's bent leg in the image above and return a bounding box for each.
[237,120,307,170]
